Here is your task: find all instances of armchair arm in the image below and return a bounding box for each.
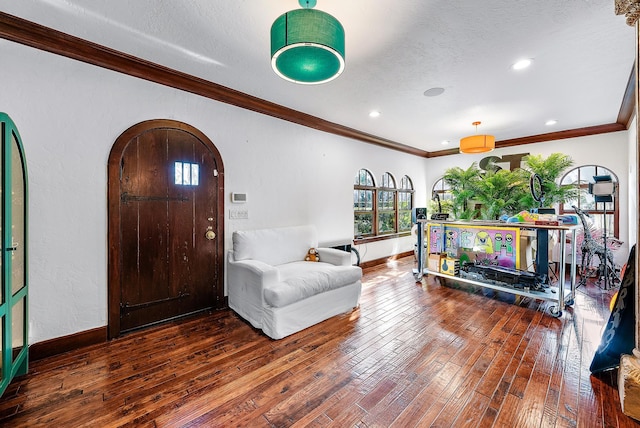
[228,257,279,281]
[227,253,279,328]
[316,247,352,266]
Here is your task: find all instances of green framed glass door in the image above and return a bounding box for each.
[0,112,28,397]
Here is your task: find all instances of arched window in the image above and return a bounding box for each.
[398,175,414,232]
[432,177,453,200]
[354,170,414,239]
[560,165,619,237]
[378,172,397,234]
[354,169,376,237]
[431,177,453,214]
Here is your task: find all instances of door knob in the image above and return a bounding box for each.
[205,230,216,240]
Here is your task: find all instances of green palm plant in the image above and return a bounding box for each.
[442,163,481,220]
[472,168,530,220]
[519,153,579,209]
[440,153,577,220]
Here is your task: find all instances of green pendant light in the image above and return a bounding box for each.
[271,0,345,84]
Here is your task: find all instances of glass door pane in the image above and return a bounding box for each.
[10,132,25,295]
[12,298,24,362]
[0,315,3,378]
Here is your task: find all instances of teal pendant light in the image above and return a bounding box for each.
[271,0,345,84]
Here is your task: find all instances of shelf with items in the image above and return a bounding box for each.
[424,268,573,317]
[413,219,579,317]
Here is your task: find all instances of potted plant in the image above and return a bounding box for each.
[472,168,530,220]
[441,153,578,220]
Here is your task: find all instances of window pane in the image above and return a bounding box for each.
[378,211,395,233]
[381,172,395,189]
[0,314,2,377]
[399,210,411,231]
[580,166,597,182]
[378,191,395,210]
[563,197,579,210]
[355,169,374,186]
[183,163,191,185]
[11,134,25,295]
[581,193,596,210]
[400,175,413,190]
[589,213,615,236]
[354,190,374,211]
[175,161,200,186]
[433,178,451,192]
[175,161,183,184]
[561,169,579,185]
[561,164,619,237]
[12,297,25,362]
[191,164,199,186]
[398,191,412,210]
[354,190,363,210]
[354,212,373,236]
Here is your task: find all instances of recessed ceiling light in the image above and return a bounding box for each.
[545,119,558,126]
[424,87,445,97]
[441,140,450,145]
[369,111,381,118]
[511,58,532,70]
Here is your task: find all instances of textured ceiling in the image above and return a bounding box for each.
[0,0,635,152]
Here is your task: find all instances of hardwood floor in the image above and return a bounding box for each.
[1,256,638,427]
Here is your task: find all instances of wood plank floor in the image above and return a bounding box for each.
[1,256,639,427]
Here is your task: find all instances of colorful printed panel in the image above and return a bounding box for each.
[427,223,520,269]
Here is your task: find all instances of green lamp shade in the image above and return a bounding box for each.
[271,8,345,84]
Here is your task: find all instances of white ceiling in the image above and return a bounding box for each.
[0,0,635,152]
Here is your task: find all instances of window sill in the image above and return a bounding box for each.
[354,232,411,245]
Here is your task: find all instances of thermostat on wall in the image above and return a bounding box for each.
[231,192,247,203]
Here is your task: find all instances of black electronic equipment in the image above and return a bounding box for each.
[412,207,427,223]
[430,192,449,220]
[460,262,547,291]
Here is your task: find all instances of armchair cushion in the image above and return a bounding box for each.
[232,225,317,266]
[264,261,362,308]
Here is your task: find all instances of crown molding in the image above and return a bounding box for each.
[0,12,631,160]
[427,123,627,158]
[0,12,428,158]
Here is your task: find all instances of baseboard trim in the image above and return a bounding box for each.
[359,251,413,270]
[29,326,108,362]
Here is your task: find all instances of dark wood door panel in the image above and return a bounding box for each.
[109,120,225,337]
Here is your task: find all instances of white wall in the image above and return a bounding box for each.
[2,41,632,345]
[1,42,429,344]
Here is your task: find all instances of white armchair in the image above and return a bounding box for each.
[227,225,362,339]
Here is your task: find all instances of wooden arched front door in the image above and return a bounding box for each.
[108,120,225,338]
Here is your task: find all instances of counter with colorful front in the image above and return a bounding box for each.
[414,219,580,317]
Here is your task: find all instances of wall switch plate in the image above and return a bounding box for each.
[229,209,249,219]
